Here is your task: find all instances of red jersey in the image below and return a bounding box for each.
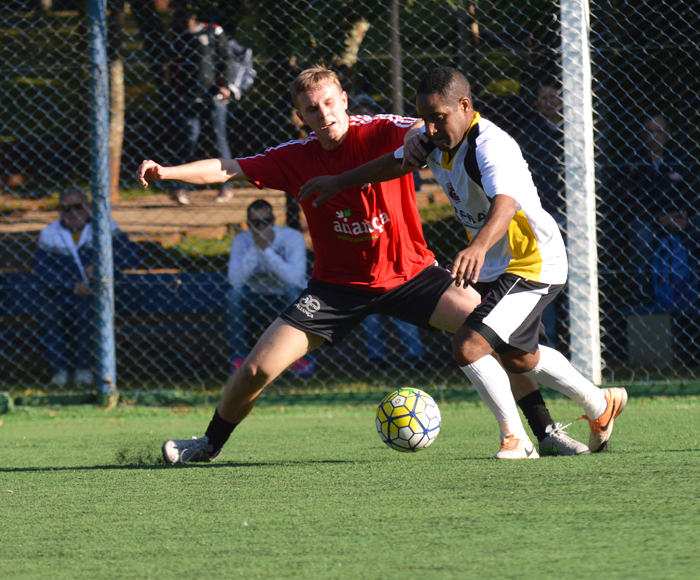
[237,115,435,292]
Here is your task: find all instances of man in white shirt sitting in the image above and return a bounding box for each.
[227,199,312,377]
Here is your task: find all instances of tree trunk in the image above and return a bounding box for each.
[108,0,125,202]
[109,59,124,202]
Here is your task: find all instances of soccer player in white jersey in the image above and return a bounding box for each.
[300,67,627,458]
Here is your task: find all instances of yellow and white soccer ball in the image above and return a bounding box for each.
[375,388,441,452]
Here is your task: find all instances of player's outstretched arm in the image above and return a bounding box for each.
[299,152,415,207]
[137,158,246,188]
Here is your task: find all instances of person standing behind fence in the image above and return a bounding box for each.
[33,189,139,386]
[169,4,237,205]
[515,80,565,345]
[517,80,565,223]
[613,111,699,305]
[350,93,426,367]
[228,199,313,378]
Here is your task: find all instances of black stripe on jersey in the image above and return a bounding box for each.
[423,139,438,156]
[463,121,482,188]
[394,138,438,168]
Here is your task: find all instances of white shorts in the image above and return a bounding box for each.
[467,274,562,354]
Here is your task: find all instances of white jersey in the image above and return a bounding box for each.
[397,114,568,284]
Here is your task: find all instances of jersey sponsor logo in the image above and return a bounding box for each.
[295,294,321,318]
[446,182,460,202]
[332,208,391,241]
[452,205,487,227]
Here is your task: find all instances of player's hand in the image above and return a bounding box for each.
[137,160,166,188]
[450,245,486,286]
[299,175,343,207]
[402,133,430,169]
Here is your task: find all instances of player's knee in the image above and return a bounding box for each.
[235,360,270,390]
[451,327,490,367]
[500,352,538,374]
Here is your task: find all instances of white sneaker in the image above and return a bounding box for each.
[50,369,69,386]
[494,435,539,459]
[539,422,591,456]
[162,436,221,464]
[74,368,93,385]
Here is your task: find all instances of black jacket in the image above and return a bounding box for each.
[172,23,236,101]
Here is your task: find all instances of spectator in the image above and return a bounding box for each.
[227,199,313,377]
[169,5,237,205]
[517,81,565,222]
[33,189,139,386]
[516,81,565,343]
[361,314,425,371]
[614,111,699,304]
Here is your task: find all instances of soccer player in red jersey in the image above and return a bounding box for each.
[137,65,584,462]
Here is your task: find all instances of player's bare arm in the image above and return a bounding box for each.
[299,151,414,207]
[451,194,516,286]
[137,158,246,188]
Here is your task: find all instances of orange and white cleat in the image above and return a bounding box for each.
[580,387,628,453]
[494,434,539,459]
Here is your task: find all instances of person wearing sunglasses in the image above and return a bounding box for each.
[227,199,312,378]
[33,189,139,387]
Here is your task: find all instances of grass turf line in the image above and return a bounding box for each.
[1,398,699,580]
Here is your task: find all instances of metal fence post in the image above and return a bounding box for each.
[88,0,117,399]
[561,0,601,383]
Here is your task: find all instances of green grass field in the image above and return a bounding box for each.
[2,395,699,580]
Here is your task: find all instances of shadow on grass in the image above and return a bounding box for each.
[0,458,368,473]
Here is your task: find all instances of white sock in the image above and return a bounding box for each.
[461,356,528,440]
[524,345,607,419]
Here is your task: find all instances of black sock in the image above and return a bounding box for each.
[204,409,238,452]
[517,390,554,442]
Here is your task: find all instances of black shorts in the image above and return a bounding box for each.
[468,274,562,354]
[279,265,455,345]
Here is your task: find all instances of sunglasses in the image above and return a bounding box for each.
[248,217,274,228]
[60,203,87,212]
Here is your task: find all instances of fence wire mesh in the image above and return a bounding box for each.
[1,0,699,393]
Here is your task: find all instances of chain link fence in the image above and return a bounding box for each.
[1,0,699,394]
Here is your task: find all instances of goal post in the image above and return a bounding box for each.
[561,0,602,384]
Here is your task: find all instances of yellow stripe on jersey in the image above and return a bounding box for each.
[504,211,544,282]
[441,112,482,170]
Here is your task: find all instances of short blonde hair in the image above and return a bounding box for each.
[291,65,342,108]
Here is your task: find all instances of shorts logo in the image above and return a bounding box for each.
[296,295,321,318]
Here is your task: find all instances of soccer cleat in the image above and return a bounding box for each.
[539,422,590,456]
[289,357,314,379]
[162,436,221,464]
[579,387,628,453]
[494,435,539,459]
